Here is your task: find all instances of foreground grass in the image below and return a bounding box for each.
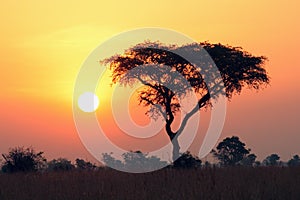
[0,167,299,200]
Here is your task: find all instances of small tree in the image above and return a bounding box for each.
[47,158,75,171]
[213,136,250,166]
[1,147,46,173]
[287,155,300,167]
[173,151,202,169]
[263,154,280,166]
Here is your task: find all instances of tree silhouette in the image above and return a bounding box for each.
[102,41,269,161]
[213,136,251,166]
[288,155,300,166]
[1,147,46,173]
[263,154,280,166]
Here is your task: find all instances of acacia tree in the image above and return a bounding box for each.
[102,41,269,161]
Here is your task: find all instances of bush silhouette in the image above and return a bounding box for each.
[263,154,280,166]
[173,151,202,169]
[102,151,168,172]
[239,153,257,166]
[1,147,46,173]
[288,155,300,166]
[75,158,97,170]
[47,158,75,171]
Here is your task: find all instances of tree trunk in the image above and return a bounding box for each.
[166,122,181,161]
[171,135,180,162]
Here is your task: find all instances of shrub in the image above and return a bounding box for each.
[47,158,75,171]
[1,147,46,173]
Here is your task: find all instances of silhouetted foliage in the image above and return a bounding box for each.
[239,153,257,166]
[213,136,251,166]
[75,158,97,171]
[263,154,280,166]
[102,41,269,161]
[203,161,212,168]
[47,158,75,171]
[173,151,202,168]
[102,151,168,172]
[1,147,46,173]
[288,155,300,166]
[254,161,261,167]
[124,151,168,171]
[102,153,124,169]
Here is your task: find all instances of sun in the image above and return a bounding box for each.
[77,92,99,112]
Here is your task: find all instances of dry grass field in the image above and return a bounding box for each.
[0,167,299,200]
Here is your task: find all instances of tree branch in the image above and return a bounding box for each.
[175,92,210,137]
[140,96,166,121]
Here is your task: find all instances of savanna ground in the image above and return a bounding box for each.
[0,167,299,200]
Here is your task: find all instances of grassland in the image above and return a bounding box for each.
[0,167,299,200]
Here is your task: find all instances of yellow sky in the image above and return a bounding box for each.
[0,0,299,161]
[1,0,299,101]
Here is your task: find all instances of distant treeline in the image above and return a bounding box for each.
[1,136,299,173]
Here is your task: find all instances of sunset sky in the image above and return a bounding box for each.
[0,1,299,162]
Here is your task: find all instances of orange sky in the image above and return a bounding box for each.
[0,0,299,162]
